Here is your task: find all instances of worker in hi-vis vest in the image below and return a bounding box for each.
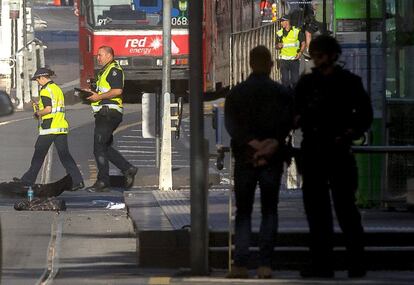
[19,67,84,191]
[83,46,138,192]
[276,14,306,88]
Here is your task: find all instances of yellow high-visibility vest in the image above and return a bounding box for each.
[277,26,301,60]
[38,81,68,135]
[91,60,124,113]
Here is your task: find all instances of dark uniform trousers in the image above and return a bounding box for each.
[233,160,283,267]
[21,134,83,185]
[301,142,365,270]
[94,108,132,185]
[280,59,300,88]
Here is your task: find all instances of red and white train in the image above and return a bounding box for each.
[76,0,263,100]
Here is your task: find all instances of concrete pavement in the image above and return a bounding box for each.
[122,187,414,284]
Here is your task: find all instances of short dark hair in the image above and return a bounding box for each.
[98,45,114,57]
[249,45,272,73]
[309,35,342,61]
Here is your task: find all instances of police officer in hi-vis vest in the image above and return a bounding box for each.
[276,14,306,88]
[84,46,137,192]
[19,68,84,191]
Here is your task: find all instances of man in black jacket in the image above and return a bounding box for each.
[225,46,293,279]
[295,35,373,278]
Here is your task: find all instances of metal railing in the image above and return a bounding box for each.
[15,38,46,108]
[351,145,414,207]
[213,104,414,208]
[230,22,280,87]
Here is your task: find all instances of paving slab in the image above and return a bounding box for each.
[126,188,414,233]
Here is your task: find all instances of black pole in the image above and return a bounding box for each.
[231,0,234,34]
[394,0,400,98]
[323,0,327,34]
[380,0,387,204]
[366,2,372,105]
[366,0,373,204]
[189,0,209,275]
[155,90,160,168]
[380,1,386,137]
[251,0,255,28]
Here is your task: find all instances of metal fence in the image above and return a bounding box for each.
[230,22,280,87]
[213,97,414,208]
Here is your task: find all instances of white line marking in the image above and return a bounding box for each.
[119,150,179,154]
[126,159,188,162]
[117,140,155,144]
[121,135,142,138]
[114,121,142,135]
[123,154,156,157]
[0,116,32,126]
[60,79,80,89]
[116,145,156,149]
[123,164,156,167]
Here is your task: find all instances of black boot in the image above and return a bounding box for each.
[86,180,110,192]
[124,166,138,189]
[70,181,85,191]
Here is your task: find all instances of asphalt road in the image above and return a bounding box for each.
[0,102,190,284]
[0,104,133,284]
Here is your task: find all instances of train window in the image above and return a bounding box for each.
[140,0,158,7]
[86,0,187,28]
[134,0,162,14]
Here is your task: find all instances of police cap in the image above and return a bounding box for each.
[31,68,55,81]
[279,14,290,22]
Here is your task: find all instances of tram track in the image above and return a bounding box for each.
[37,213,64,285]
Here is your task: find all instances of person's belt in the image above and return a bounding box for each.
[92,104,123,114]
[39,128,68,135]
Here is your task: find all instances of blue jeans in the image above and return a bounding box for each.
[233,161,283,267]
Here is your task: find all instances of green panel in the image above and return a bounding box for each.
[356,119,383,208]
[334,0,382,19]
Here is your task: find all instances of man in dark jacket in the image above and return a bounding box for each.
[225,46,293,279]
[294,35,373,278]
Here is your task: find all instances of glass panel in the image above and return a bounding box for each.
[386,0,414,99]
[86,0,188,29]
[284,0,334,33]
[398,0,414,99]
[385,0,414,203]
